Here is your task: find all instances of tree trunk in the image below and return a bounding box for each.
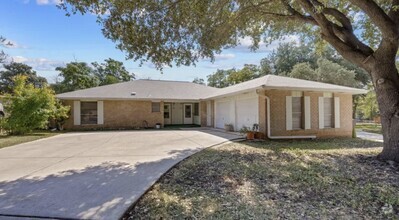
[370,60,399,162]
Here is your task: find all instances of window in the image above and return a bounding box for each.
[185,105,192,118]
[193,103,199,116]
[292,97,303,130]
[324,97,334,128]
[164,104,170,119]
[291,91,303,130]
[81,102,97,125]
[152,102,160,113]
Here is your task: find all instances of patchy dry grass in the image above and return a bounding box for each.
[0,131,61,149]
[356,123,382,134]
[123,138,399,219]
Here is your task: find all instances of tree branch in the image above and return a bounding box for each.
[279,0,317,25]
[297,0,373,68]
[389,0,399,24]
[323,8,353,31]
[349,0,398,38]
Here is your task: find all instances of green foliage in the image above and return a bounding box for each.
[207,69,232,88]
[0,36,8,64]
[0,62,48,94]
[50,100,70,130]
[53,59,134,93]
[2,75,58,134]
[288,58,358,88]
[227,64,262,85]
[92,58,135,86]
[260,43,368,87]
[207,64,263,88]
[315,58,358,87]
[357,85,379,120]
[192,77,205,85]
[262,42,318,75]
[289,62,318,81]
[54,62,99,93]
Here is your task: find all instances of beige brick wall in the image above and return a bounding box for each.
[260,90,353,138]
[200,101,207,127]
[63,100,164,130]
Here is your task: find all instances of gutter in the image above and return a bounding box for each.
[256,90,316,140]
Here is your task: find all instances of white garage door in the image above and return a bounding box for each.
[215,100,231,129]
[236,97,258,131]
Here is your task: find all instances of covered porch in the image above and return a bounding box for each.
[163,102,201,126]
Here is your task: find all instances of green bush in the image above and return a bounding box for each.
[2,75,69,135]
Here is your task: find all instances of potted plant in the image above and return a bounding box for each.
[239,126,255,140]
[155,123,162,129]
[224,123,234,132]
[252,123,262,139]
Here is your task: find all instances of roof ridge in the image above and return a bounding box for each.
[138,79,191,83]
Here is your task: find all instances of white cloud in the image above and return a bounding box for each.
[36,0,62,5]
[229,35,300,53]
[213,53,236,60]
[10,56,66,71]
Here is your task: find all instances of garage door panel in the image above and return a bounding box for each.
[215,101,230,129]
[236,97,258,131]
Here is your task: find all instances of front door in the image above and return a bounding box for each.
[184,104,193,124]
[164,104,171,125]
[172,103,183,124]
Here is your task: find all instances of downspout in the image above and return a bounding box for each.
[256,90,316,139]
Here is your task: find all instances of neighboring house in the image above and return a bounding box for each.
[57,75,366,138]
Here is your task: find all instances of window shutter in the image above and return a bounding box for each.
[334,97,340,128]
[286,96,292,130]
[73,101,81,125]
[304,96,311,129]
[318,97,324,129]
[97,101,104,125]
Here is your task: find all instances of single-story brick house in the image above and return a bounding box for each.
[57,75,366,138]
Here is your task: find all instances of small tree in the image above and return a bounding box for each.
[50,100,70,130]
[3,75,58,134]
[358,85,379,120]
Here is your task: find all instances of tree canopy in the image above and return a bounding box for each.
[92,58,135,86]
[0,62,48,94]
[53,59,135,93]
[60,0,395,71]
[54,62,99,93]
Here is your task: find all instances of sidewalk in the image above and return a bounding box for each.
[356,130,383,142]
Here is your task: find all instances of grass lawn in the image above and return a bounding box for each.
[356,123,382,134]
[0,130,62,150]
[123,138,399,219]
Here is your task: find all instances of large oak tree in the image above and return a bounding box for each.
[60,0,399,162]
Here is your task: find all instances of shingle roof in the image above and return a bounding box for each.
[56,75,366,100]
[56,79,219,100]
[204,75,366,99]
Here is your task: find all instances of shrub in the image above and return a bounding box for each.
[2,75,68,134]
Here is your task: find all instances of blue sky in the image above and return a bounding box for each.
[0,0,298,83]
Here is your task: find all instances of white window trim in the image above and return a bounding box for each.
[318,97,324,129]
[97,101,104,125]
[286,96,293,130]
[304,96,311,129]
[334,97,340,128]
[73,101,81,126]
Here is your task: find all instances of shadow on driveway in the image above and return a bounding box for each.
[0,148,198,220]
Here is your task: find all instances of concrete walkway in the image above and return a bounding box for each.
[0,129,242,220]
[357,130,384,142]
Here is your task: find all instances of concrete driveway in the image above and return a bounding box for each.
[0,129,242,220]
